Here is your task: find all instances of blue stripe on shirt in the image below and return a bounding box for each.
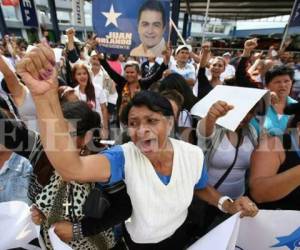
[100,145,208,189]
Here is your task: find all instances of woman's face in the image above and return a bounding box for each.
[267,74,293,99]
[127,105,173,158]
[74,67,89,87]
[210,59,225,77]
[125,66,139,83]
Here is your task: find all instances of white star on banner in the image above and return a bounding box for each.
[101,4,122,28]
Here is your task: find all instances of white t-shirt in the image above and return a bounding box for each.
[74,85,107,122]
[169,62,196,81]
[92,68,118,105]
[220,64,236,81]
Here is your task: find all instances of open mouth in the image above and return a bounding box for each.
[138,139,157,153]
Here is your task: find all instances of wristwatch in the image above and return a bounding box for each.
[218,196,234,213]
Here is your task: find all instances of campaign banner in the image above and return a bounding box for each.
[93,0,170,57]
[19,0,39,27]
[189,210,300,250]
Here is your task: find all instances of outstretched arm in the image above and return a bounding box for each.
[197,101,233,138]
[250,136,300,203]
[0,55,25,98]
[16,44,111,183]
[197,42,213,99]
[236,38,262,89]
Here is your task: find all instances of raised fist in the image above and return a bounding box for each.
[206,100,234,122]
[244,38,258,51]
[16,44,58,96]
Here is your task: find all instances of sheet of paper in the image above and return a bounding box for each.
[48,226,73,250]
[191,85,269,131]
[0,201,42,249]
[188,213,240,250]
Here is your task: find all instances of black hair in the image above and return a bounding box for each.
[62,101,100,136]
[109,54,119,61]
[160,89,184,112]
[284,102,300,128]
[138,0,166,27]
[120,91,173,125]
[0,95,10,111]
[265,65,294,85]
[1,79,10,94]
[159,73,199,111]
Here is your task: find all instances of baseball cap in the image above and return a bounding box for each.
[222,52,231,57]
[175,45,192,55]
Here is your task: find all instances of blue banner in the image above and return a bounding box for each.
[93,0,170,57]
[19,0,38,28]
[289,0,300,27]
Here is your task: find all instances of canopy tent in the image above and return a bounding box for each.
[179,0,294,20]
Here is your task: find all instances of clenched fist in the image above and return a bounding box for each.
[16,44,58,96]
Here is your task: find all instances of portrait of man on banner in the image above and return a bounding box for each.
[130,0,168,57]
[93,0,170,57]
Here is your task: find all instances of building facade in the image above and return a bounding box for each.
[1,0,93,42]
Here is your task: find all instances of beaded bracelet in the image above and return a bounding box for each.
[72,222,83,241]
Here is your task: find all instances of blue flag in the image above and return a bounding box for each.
[93,0,170,57]
[289,0,300,27]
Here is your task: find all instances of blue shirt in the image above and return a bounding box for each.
[101,145,208,189]
[251,96,297,136]
[0,153,32,204]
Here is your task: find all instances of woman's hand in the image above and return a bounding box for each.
[163,43,172,65]
[243,38,258,57]
[206,101,234,123]
[224,196,259,218]
[30,205,45,225]
[53,221,73,243]
[244,38,258,52]
[16,44,58,96]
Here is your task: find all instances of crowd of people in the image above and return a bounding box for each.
[1,24,300,249]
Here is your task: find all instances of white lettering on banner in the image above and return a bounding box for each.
[25,9,31,21]
[23,0,32,8]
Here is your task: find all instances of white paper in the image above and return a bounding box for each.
[0,201,42,249]
[237,210,300,250]
[189,210,300,250]
[48,226,73,250]
[188,213,240,250]
[53,48,63,63]
[191,85,269,131]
